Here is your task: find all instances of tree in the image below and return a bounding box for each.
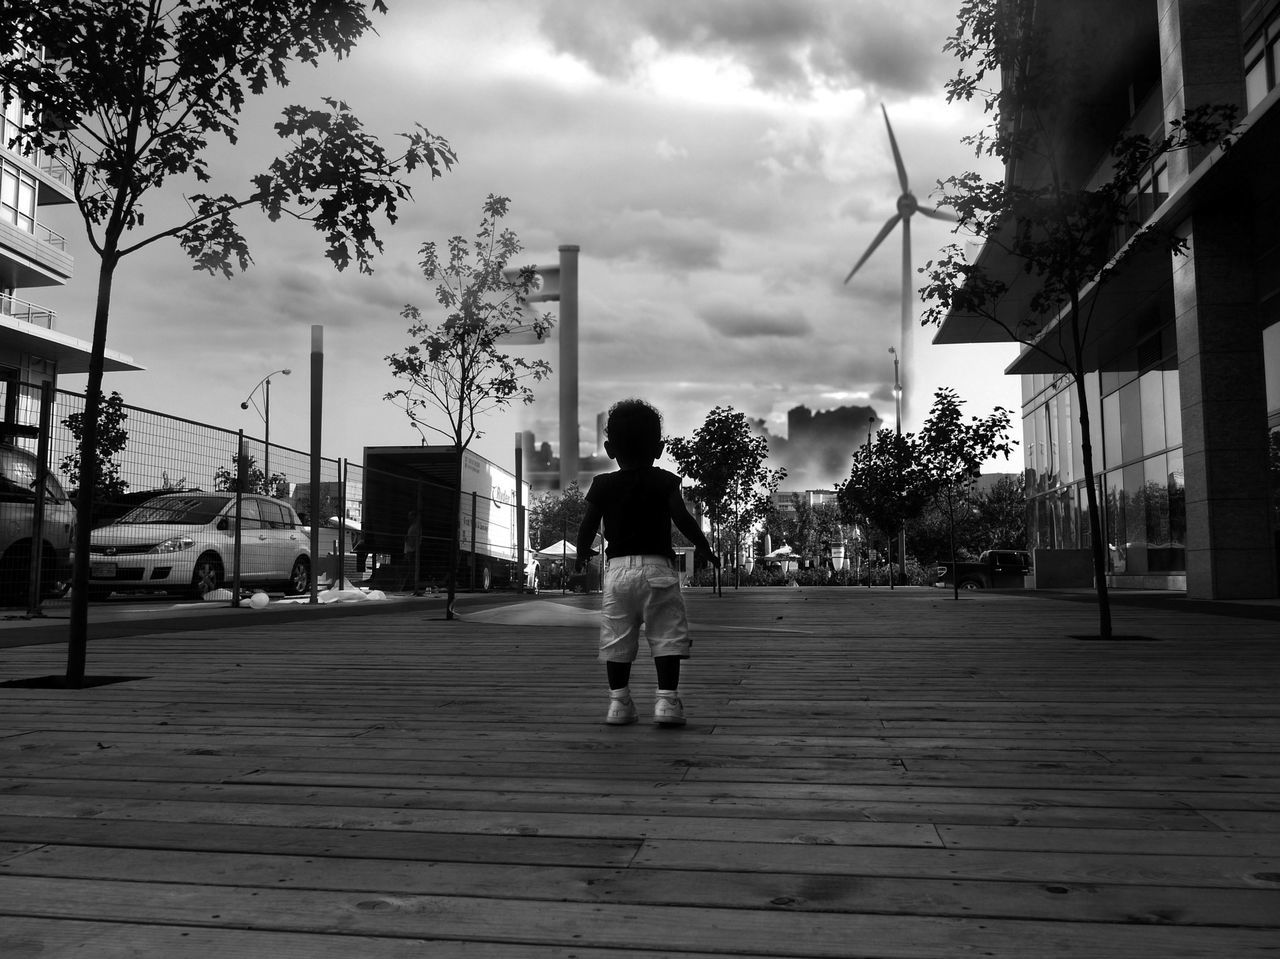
[384,194,553,617]
[838,428,931,582]
[529,482,588,551]
[916,388,1013,600]
[5,1,455,685]
[666,406,786,592]
[213,452,288,498]
[60,390,129,509]
[974,474,1027,551]
[920,0,1236,633]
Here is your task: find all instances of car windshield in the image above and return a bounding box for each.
[117,496,229,525]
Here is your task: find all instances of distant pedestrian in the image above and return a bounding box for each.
[524,554,540,593]
[575,398,718,727]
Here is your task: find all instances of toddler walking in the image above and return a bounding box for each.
[575,399,719,726]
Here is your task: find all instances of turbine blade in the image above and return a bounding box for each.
[918,205,956,222]
[882,104,909,194]
[844,213,902,283]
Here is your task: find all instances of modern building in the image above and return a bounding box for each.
[2,53,138,439]
[936,0,1280,600]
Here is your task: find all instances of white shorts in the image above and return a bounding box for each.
[598,554,691,662]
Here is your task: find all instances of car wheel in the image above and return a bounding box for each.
[287,557,311,595]
[190,553,223,598]
[959,580,981,591]
[481,566,492,591]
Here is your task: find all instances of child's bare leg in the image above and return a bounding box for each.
[607,661,632,690]
[654,656,680,690]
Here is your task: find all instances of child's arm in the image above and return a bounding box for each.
[668,489,719,567]
[574,501,603,572]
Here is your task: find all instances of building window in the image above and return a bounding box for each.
[0,160,36,234]
[1245,7,1280,112]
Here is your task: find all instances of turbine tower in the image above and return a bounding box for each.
[844,104,954,428]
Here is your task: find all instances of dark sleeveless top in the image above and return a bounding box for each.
[585,466,680,560]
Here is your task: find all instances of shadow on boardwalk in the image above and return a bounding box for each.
[1,587,1277,958]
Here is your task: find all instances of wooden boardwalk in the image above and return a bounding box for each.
[1,587,1278,958]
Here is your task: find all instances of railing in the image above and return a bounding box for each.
[39,156,70,188]
[36,223,67,251]
[0,293,55,329]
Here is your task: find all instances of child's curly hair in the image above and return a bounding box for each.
[605,398,663,461]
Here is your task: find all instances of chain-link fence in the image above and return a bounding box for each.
[0,381,531,610]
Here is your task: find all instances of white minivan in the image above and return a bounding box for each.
[88,492,311,599]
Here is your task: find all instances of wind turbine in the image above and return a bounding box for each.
[844,104,954,428]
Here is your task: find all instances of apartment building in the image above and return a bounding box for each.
[1,53,137,439]
[936,0,1280,599]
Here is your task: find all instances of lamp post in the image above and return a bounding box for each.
[889,346,906,581]
[241,368,291,487]
[866,414,877,448]
[889,346,902,435]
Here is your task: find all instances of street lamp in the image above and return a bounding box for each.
[866,414,877,448]
[241,369,291,484]
[889,346,905,583]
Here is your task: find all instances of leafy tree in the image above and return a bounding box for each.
[666,406,786,591]
[839,429,931,582]
[213,453,288,498]
[916,388,1014,600]
[529,482,588,551]
[974,474,1027,551]
[920,0,1236,633]
[60,390,129,508]
[6,1,455,684]
[384,194,553,616]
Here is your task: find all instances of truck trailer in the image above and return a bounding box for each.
[362,446,530,591]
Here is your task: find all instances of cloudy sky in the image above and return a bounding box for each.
[42,0,1021,486]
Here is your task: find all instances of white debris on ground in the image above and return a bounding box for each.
[201,583,390,606]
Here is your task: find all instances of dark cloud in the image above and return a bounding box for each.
[536,0,955,98]
[698,302,811,338]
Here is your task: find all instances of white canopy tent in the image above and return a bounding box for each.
[534,539,577,559]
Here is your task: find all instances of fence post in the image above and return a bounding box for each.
[336,458,347,590]
[232,430,244,606]
[27,381,54,616]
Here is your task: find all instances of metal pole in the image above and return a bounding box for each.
[309,326,322,604]
[264,376,270,487]
[233,430,244,606]
[28,382,53,616]
[336,458,347,591]
[558,244,579,493]
[515,433,525,591]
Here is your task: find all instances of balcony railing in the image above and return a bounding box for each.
[36,223,67,251]
[0,293,55,329]
[39,156,71,187]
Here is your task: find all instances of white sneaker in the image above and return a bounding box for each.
[654,691,686,726]
[606,692,637,725]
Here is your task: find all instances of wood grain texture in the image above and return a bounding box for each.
[2,587,1279,957]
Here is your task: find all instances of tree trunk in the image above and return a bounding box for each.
[1073,370,1112,639]
[67,252,119,686]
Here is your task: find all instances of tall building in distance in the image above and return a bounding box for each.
[936,0,1279,599]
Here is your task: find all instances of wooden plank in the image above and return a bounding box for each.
[2,876,1279,958]
[5,844,1279,928]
